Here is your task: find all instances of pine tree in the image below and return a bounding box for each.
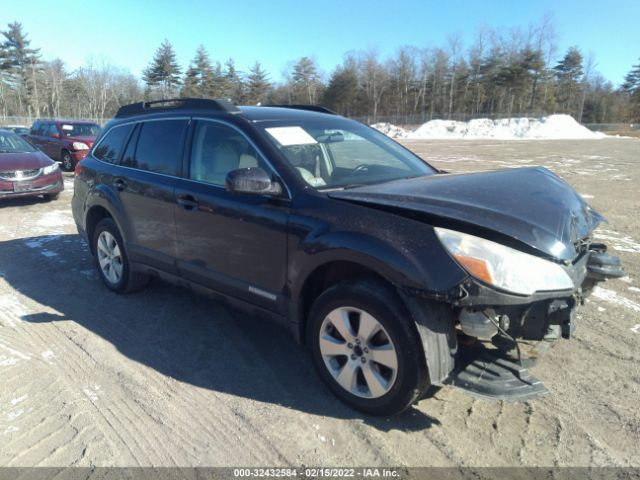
[223,58,244,103]
[1,22,41,116]
[143,40,182,99]
[554,47,584,116]
[622,58,640,121]
[291,56,322,104]
[245,62,271,105]
[181,45,213,98]
[322,61,360,115]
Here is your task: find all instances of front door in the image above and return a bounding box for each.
[174,119,289,312]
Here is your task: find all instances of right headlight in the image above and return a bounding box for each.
[42,163,59,174]
[434,227,574,296]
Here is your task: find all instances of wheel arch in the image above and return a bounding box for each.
[84,186,129,254]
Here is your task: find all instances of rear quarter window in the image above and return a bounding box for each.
[128,120,188,176]
[93,124,134,164]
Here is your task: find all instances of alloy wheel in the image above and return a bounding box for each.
[318,306,398,399]
[96,231,123,285]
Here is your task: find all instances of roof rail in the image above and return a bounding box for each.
[264,104,337,115]
[115,98,240,118]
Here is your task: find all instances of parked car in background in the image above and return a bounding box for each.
[0,128,63,201]
[3,125,30,137]
[27,119,100,171]
[72,98,624,416]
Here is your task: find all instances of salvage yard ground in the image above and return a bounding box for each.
[0,138,638,467]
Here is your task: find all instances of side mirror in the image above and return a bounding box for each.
[50,132,60,139]
[226,167,283,196]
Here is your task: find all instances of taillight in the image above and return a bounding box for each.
[74,161,84,176]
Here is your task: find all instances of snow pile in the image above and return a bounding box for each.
[371,122,410,138]
[376,115,607,140]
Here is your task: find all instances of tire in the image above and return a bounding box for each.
[307,278,428,416]
[92,217,148,293]
[61,150,74,171]
[44,193,60,201]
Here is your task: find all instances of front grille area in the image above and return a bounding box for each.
[0,168,42,181]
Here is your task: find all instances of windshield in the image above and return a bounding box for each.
[0,130,37,153]
[260,118,435,189]
[61,123,101,137]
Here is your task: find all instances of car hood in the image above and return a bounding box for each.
[328,167,604,261]
[0,151,54,171]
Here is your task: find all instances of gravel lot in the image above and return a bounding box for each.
[0,138,638,467]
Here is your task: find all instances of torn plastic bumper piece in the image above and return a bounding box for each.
[586,244,625,280]
[445,342,549,401]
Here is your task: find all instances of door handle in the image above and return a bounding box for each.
[177,194,198,210]
[114,178,127,191]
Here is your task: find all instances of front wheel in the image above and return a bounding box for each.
[61,150,74,171]
[44,193,60,201]
[92,218,148,293]
[308,279,428,416]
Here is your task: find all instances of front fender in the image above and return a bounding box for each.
[289,230,426,298]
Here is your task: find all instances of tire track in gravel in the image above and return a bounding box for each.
[8,293,283,466]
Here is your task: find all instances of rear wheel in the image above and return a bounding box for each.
[92,218,148,293]
[308,279,428,416]
[61,150,74,171]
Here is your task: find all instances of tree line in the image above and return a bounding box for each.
[1,20,639,124]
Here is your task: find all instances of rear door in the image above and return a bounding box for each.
[110,118,189,273]
[173,119,289,311]
[44,123,62,159]
[28,121,45,151]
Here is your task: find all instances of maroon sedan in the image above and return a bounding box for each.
[0,129,64,201]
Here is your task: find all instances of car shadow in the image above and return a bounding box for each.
[0,196,53,208]
[1,233,442,431]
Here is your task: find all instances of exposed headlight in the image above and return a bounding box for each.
[42,163,59,175]
[434,227,574,295]
[72,142,89,150]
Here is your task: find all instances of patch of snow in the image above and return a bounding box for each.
[0,341,31,361]
[6,409,24,422]
[83,384,104,403]
[593,230,640,254]
[374,114,607,140]
[0,293,28,327]
[36,210,75,229]
[592,287,640,313]
[371,122,411,138]
[10,395,28,406]
[628,287,640,293]
[41,351,56,364]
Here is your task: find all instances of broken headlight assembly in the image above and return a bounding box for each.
[434,227,574,296]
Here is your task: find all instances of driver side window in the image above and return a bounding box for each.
[189,121,264,187]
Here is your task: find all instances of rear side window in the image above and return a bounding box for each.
[131,120,188,176]
[93,124,134,164]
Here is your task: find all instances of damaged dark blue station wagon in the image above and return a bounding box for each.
[72,99,624,415]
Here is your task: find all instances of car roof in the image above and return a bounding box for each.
[111,99,340,125]
[34,119,98,125]
[238,106,337,122]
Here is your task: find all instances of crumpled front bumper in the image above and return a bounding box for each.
[451,244,625,341]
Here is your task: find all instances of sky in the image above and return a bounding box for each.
[3,0,639,86]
